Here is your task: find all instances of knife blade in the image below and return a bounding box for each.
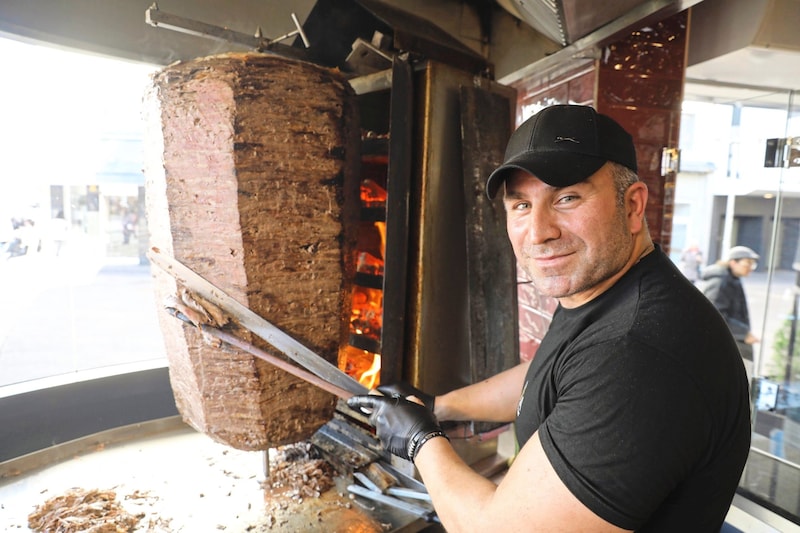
[147,247,368,397]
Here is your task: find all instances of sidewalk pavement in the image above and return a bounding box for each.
[0,240,165,388]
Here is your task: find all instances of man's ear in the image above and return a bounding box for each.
[626,181,649,233]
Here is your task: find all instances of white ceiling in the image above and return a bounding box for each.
[684,0,800,105]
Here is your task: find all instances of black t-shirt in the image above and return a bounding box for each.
[515,248,751,531]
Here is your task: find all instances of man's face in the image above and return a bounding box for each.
[730,258,757,278]
[503,163,637,308]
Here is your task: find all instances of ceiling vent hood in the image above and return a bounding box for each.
[687,0,800,91]
[495,0,662,46]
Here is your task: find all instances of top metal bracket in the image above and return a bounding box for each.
[145,3,310,59]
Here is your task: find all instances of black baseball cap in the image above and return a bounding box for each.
[486,105,638,198]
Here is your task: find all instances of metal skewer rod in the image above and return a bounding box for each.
[165,307,356,400]
[203,323,357,400]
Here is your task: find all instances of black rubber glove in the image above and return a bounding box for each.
[347,394,447,462]
[377,382,435,412]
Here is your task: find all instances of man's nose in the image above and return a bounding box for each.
[524,207,559,244]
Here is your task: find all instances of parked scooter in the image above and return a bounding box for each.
[1,237,28,260]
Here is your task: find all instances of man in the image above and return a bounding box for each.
[701,245,761,383]
[348,105,751,531]
[680,243,703,284]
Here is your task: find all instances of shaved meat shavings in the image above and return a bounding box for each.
[28,488,142,533]
[263,442,335,507]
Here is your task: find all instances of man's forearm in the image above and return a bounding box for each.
[435,361,530,422]
[414,437,499,531]
[413,432,629,532]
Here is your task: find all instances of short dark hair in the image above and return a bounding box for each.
[609,162,639,209]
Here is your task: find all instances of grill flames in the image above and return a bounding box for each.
[338,177,387,390]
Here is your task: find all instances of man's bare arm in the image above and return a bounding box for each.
[414,431,631,532]
[434,360,530,422]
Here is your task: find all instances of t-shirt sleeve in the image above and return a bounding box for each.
[537,338,710,530]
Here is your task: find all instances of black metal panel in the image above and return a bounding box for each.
[356,0,490,75]
[379,57,414,385]
[296,0,490,76]
[459,85,519,385]
[0,368,178,463]
[295,0,394,70]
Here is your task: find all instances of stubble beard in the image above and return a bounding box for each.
[519,210,633,300]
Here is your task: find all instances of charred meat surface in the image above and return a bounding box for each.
[144,53,360,450]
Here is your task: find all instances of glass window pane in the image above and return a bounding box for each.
[0,38,165,390]
[681,83,800,521]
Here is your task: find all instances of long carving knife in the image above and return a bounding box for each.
[165,306,357,399]
[147,247,368,397]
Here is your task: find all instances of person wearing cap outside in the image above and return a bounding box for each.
[348,105,751,531]
[701,245,761,383]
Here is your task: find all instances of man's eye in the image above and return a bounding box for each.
[556,194,578,204]
[512,201,530,211]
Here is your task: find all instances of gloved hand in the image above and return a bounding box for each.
[377,382,435,412]
[347,394,447,462]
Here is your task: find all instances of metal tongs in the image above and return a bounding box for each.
[347,461,438,523]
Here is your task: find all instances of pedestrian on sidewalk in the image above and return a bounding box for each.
[701,245,760,383]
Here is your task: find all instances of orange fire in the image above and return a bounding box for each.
[349,286,382,340]
[360,178,387,206]
[359,354,381,389]
[338,178,388,387]
[339,345,381,388]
